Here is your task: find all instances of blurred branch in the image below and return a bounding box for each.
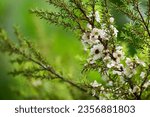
[0,28,99,99]
[134,0,150,37]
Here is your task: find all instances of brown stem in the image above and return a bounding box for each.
[135,1,150,37]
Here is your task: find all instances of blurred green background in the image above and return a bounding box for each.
[0,0,142,99]
[0,0,94,100]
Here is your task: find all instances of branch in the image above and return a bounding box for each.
[0,28,99,100]
[71,0,93,25]
[134,0,150,37]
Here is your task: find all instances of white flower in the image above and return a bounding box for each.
[90,44,104,60]
[95,11,100,23]
[114,28,118,37]
[112,70,122,76]
[129,88,132,93]
[107,60,116,68]
[98,68,101,73]
[114,46,125,62]
[116,46,123,50]
[140,61,146,67]
[103,49,110,61]
[101,86,105,91]
[110,25,118,37]
[82,33,93,45]
[108,81,113,86]
[110,17,114,23]
[99,29,108,40]
[92,90,96,96]
[90,80,101,88]
[82,33,89,40]
[140,72,146,79]
[143,80,150,88]
[113,50,124,62]
[125,58,133,67]
[133,86,140,93]
[116,63,124,70]
[90,28,100,42]
[90,28,108,42]
[87,57,95,64]
[87,23,92,30]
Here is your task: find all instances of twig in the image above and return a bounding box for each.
[138,65,150,99]
[134,0,150,37]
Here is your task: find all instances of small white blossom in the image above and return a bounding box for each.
[92,89,96,96]
[140,72,146,79]
[108,81,113,86]
[129,88,132,93]
[116,63,124,70]
[90,28,107,41]
[99,29,107,40]
[107,60,116,68]
[143,80,150,88]
[103,49,111,61]
[125,58,133,68]
[110,25,118,37]
[82,33,90,43]
[113,50,124,62]
[110,17,114,23]
[87,23,92,30]
[98,68,101,73]
[90,44,104,60]
[140,62,146,67]
[90,80,101,88]
[116,46,123,50]
[133,86,140,93]
[95,11,100,23]
[101,86,105,91]
[112,70,122,76]
[87,58,95,64]
[88,27,108,43]
[82,33,93,45]
[90,28,100,42]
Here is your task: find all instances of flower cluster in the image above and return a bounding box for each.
[81,11,149,99]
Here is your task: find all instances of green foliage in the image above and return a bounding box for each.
[0,26,97,99]
[111,0,150,50]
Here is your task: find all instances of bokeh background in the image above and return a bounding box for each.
[0,0,144,99]
[0,0,92,99]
